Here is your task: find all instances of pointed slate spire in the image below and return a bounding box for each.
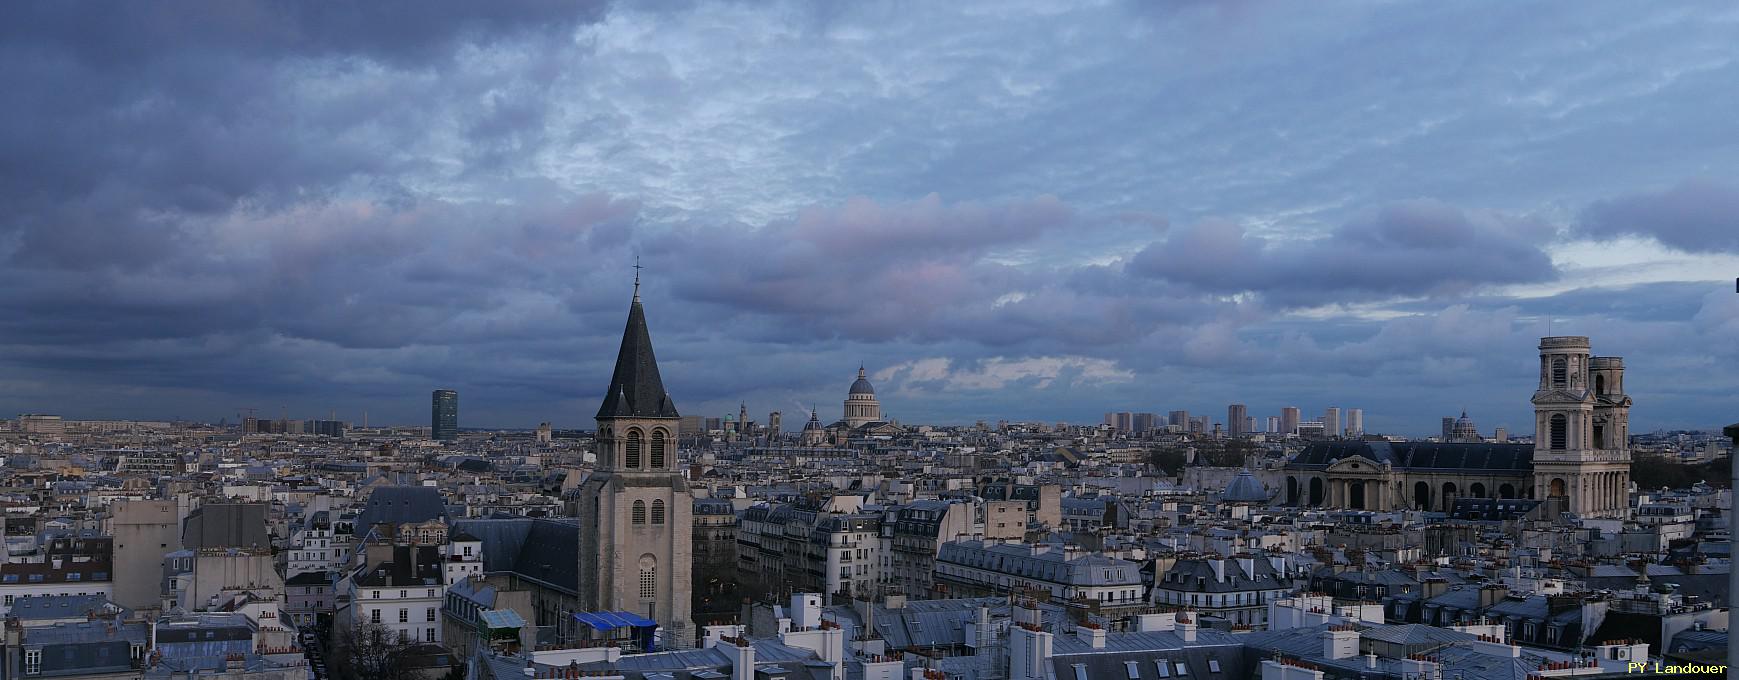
[596,280,679,419]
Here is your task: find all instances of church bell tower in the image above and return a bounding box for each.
[575,274,693,646]
[1530,336,1631,518]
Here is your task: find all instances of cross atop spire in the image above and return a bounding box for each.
[632,256,644,302]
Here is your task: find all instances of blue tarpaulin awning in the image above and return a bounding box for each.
[571,611,657,631]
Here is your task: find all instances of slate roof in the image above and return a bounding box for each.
[596,294,680,419]
[1156,557,1285,594]
[450,518,581,595]
[1287,441,1533,473]
[354,545,443,587]
[356,486,448,531]
[9,594,120,621]
[19,620,149,677]
[1450,498,1542,521]
[181,503,270,550]
[1219,469,1272,503]
[938,541,1142,587]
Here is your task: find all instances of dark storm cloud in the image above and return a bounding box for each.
[0,1,1735,431]
[0,1,602,66]
[1579,179,1739,254]
[1126,200,1560,306]
[0,0,604,271]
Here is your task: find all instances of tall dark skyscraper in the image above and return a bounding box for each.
[431,389,458,440]
[1227,403,1248,437]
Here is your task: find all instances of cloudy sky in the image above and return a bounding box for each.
[3,1,1737,434]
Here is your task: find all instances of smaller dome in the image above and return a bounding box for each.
[849,366,875,395]
[802,410,824,431]
[1219,469,1271,504]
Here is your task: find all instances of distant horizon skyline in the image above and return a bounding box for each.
[3,2,1735,436]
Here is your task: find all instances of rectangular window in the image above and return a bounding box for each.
[426,628,436,642]
[1176,662,1189,676]
[1156,660,1171,678]
[400,608,408,623]
[371,610,381,624]
[25,649,40,674]
[427,608,436,622]
[1208,659,1221,673]
[1072,664,1088,680]
[1125,661,1141,679]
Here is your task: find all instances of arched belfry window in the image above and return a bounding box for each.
[650,430,667,469]
[631,500,647,524]
[1551,358,1567,389]
[626,430,643,469]
[1549,414,1567,450]
[651,499,666,525]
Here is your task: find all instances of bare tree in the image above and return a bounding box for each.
[332,621,413,680]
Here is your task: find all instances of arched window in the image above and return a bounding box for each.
[638,555,657,600]
[651,499,666,525]
[1551,358,1567,389]
[650,430,666,469]
[631,500,647,525]
[1549,414,1567,450]
[626,430,643,469]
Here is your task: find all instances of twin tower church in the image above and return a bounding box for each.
[1283,335,1633,517]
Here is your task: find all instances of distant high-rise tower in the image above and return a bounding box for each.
[1323,407,1342,439]
[1441,417,1456,440]
[1114,412,1135,433]
[1281,407,1300,435]
[1133,412,1157,433]
[1494,426,1508,443]
[1245,416,1257,435]
[1227,404,1248,437]
[844,366,882,428]
[1168,410,1190,429]
[431,389,458,441]
[574,276,693,643]
[1267,416,1281,433]
[1345,409,1363,437]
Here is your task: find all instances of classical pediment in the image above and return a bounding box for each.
[1530,388,1590,404]
[1324,455,1384,474]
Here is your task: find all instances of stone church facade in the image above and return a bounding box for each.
[1283,336,1631,518]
